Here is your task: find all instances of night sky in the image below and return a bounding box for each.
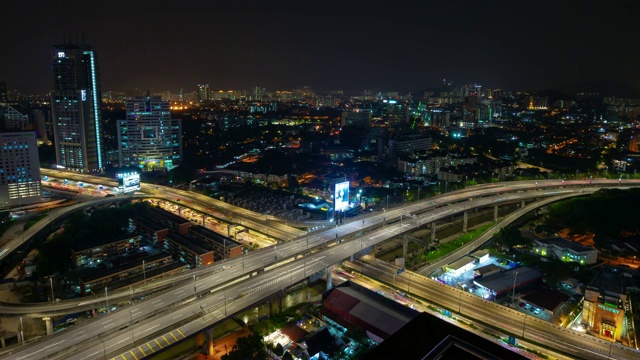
[2,0,639,94]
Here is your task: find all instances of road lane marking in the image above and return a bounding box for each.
[177,329,186,337]
[138,346,147,356]
[130,350,138,360]
[145,343,154,353]
[162,335,171,345]
[154,339,163,348]
[170,332,178,341]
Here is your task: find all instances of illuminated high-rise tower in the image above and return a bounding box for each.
[117,94,183,171]
[50,42,104,172]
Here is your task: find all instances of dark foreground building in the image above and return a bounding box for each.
[321,281,526,359]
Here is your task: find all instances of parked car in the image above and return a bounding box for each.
[533,308,542,314]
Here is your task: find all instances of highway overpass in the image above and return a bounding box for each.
[1,180,639,359]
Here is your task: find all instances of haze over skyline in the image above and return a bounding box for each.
[2,0,639,95]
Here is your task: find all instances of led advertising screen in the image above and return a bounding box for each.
[334,181,350,212]
[117,173,141,193]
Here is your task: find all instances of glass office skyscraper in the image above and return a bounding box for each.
[51,43,103,172]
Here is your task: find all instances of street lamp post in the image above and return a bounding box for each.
[142,260,146,281]
[105,287,109,312]
[193,274,197,300]
[511,270,518,306]
[130,311,135,344]
[49,277,54,303]
[19,317,24,345]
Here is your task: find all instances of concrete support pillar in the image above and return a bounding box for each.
[206,328,215,356]
[278,294,283,312]
[350,253,354,262]
[521,200,525,209]
[326,267,333,291]
[463,211,468,232]
[493,205,499,222]
[0,335,5,348]
[43,317,53,335]
[431,222,436,241]
[403,235,408,259]
[268,298,273,317]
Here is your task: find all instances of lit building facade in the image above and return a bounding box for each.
[533,237,598,265]
[582,270,628,342]
[0,132,41,207]
[117,95,182,171]
[197,84,210,102]
[50,43,104,172]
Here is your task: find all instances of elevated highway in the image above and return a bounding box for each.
[0,179,621,317]
[1,179,638,359]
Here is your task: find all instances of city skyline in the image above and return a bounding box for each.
[2,0,640,95]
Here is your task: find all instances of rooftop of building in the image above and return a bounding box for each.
[362,312,527,360]
[72,234,141,252]
[536,237,596,253]
[471,249,491,259]
[320,281,419,340]
[474,263,502,276]
[166,233,211,255]
[474,266,541,294]
[521,287,570,312]
[148,206,191,225]
[446,256,476,271]
[587,268,626,295]
[131,215,169,232]
[188,225,242,248]
[74,252,173,283]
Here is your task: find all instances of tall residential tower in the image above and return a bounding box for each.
[117,94,182,171]
[50,43,104,172]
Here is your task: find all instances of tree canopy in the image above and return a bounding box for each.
[547,188,640,237]
[221,332,269,360]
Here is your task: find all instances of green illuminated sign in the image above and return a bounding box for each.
[598,304,620,314]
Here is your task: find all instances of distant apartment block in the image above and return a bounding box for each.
[397,151,477,177]
[71,234,142,268]
[341,110,371,127]
[0,131,41,207]
[387,131,432,159]
[533,237,598,265]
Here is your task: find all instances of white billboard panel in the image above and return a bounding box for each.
[334,181,350,212]
[117,173,140,193]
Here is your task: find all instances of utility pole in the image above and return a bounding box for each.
[511,270,518,306]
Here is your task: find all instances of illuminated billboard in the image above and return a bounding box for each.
[117,172,140,193]
[334,181,350,212]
